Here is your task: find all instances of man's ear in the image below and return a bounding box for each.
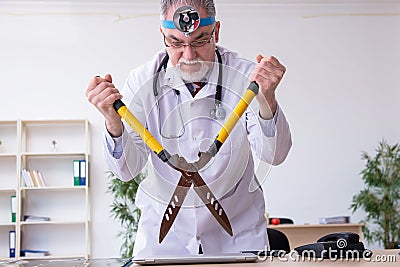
[159,25,163,34]
[214,21,221,43]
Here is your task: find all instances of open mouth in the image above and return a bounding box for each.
[179,61,202,73]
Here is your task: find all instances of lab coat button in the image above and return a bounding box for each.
[196,236,200,240]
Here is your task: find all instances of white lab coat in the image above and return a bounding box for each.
[104,45,292,257]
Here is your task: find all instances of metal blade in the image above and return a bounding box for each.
[192,151,214,171]
[191,172,233,236]
[167,154,199,172]
[159,176,192,243]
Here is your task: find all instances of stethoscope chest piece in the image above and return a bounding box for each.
[210,103,226,120]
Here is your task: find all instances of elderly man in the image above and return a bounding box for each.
[86,0,291,257]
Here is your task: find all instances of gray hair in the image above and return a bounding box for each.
[160,0,216,20]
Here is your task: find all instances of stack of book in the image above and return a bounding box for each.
[21,169,46,187]
[23,215,51,222]
[20,249,50,257]
[319,216,350,224]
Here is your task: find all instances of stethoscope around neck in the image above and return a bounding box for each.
[153,48,226,139]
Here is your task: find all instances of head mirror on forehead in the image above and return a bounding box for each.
[161,5,215,37]
[174,6,200,35]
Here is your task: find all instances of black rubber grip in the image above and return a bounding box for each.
[113,99,125,112]
[248,81,259,94]
[157,150,171,162]
[207,139,223,156]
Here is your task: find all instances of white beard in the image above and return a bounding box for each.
[175,58,210,83]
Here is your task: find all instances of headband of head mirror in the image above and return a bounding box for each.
[161,5,215,37]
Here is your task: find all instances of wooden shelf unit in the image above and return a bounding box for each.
[0,119,90,260]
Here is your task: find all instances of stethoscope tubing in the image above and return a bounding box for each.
[153,48,224,119]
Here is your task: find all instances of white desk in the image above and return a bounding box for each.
[134,250,398,266]
[0,250,397,266]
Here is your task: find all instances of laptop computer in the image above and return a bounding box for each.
[128,252,259,266]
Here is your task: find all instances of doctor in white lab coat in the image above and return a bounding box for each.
[86,0,292,258]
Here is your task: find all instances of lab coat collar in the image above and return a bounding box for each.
[163,54,219,99]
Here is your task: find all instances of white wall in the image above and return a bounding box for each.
[0,0,399,257]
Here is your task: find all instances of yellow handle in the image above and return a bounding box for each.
[216,89,257,144]
[113,100,168,161]
[207,82,259,156]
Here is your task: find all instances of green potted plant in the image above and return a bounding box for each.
[350,139,400,249]
[107,170,146,258]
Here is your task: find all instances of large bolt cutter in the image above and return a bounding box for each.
[113,81,259,243]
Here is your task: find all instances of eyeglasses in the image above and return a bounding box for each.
[163,25,215,49]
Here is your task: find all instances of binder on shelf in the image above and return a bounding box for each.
[73,160,80,186]
[79,160,86,186]
[9,230,16,258]
[10,195,16,223]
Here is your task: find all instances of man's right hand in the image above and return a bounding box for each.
[86,74,123,137]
